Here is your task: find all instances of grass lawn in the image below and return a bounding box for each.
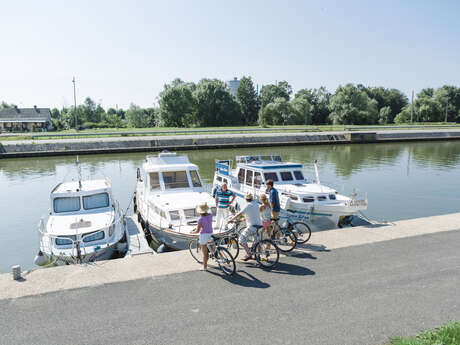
[388,321,460,345]
[0,123,459,141]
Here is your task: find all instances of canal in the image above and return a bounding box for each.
[1,141,460,272]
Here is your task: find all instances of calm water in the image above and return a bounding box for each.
[1,141,460,272]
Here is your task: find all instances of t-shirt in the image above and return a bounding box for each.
[216,189,234,208]
[269,188,281,212]
[240,201,262,227]
[198,214,213,234]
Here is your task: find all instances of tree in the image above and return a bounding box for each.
[294,87,331,124]
[394,105,412,124]
[80,97,99,123]
[193,79,243,126]
[378,106,392,124]
[236,76,259,125]
[362,87,408,123]
[328,84,378,125]
[259,81,292,113]
[291,96,312,125]
[157,80,195,127]
[50,108,60,119]
[0,101,15,109]
[259,97,299,125]
[126,103,151,128]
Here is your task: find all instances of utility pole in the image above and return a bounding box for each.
[410,90,414,123]
[72,77,77,130]
[445,99,448,123]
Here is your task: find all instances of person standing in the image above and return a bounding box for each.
[215,183,235,230]
[265,179,281,235]
[259,194,272,239]
[190,202,213,271]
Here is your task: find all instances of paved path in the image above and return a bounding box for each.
[1,230,459,345]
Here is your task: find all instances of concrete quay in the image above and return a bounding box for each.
[1,128,460,158]
[0,212,459,300]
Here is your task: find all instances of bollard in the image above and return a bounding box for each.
[12,265,22,280]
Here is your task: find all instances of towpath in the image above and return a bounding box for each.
[1,227,459,345]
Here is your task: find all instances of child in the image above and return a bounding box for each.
[190,202,213,271]
[259,194,272,240]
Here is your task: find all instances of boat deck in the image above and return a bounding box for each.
[125,216,155,256]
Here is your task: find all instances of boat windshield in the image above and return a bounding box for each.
[54,197,81,213]
[263,172,279,182]
[83,193,110,210]
[163,171,189,189]
[190,170,202,187]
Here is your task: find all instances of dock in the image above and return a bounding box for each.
[125,215,155,256]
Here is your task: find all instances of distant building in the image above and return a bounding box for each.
[0,106,52,132]
[227,77,241,97]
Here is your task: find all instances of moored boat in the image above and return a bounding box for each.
[134,152,229,250]
[35,178,127,266]
[212,155,368,229]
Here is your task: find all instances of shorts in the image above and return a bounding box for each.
[239,225,259,245]
[199,233,212,245]
[262,220,271,227]
[271,211,280,221]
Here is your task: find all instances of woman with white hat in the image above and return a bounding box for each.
[190,202,213,270]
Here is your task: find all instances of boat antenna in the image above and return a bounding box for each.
[314,160,322,191]
[76,156,82,189]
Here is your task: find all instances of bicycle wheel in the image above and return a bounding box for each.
[292,222,312,244]
[215,247,236,276]
[188,239,202,264]
[217,236,240,260]
[254,239,279,268]
[271,228,297,253]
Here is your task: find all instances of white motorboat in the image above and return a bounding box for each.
[134,152,228,251]
[35,178,127,266]
[212,155,368,229]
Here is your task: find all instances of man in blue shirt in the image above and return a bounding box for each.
[266,179,280,219]
[215,183,235,230]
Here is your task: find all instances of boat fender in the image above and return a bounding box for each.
[157,244,166,253]
[34,250,49,266]
[137,212,142,224]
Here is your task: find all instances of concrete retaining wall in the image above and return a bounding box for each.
[1,130,460,158]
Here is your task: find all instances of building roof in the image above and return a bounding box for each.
[0,107,51,122]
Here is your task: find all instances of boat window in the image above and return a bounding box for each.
[303,197,314,203]
[329,194,336,200]
[317,196,327,201]
[54,197,81,213]
[55,235,76,246]
[163,171,189,189]
[294,171,304,180]
[184,208,199,219]
[216,176,222,182]
[273,155,282,162]
[280,171,294,181]
[261,155,272,161]
[82,231,105,243]
[238,169,246,184]
[149,172,160,190]
[254,172,262,188]
[83,193,109,210]
[245,170,253,186]
[169,211,181,221]
[190,170,202,187]
[223,178,228,184]
[263,172,278,182]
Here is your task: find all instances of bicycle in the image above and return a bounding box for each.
[236,224,280,269]
[282,217,311,244]
[188,235,236,276]
[215,217,245,260]
[268,218,298,253]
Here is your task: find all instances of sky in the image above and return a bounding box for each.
[1,0,459,109]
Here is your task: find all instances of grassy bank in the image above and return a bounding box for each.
[388,321,460,345]
[1,123,459,141]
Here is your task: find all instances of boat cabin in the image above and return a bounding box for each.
[50,179,113,215]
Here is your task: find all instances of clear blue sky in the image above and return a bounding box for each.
[1,0,459,109]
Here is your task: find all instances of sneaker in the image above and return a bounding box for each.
[200,267,207,271]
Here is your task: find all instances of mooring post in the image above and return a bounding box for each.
[12,265,21,280]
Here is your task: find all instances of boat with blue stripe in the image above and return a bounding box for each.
[212,155,368,230]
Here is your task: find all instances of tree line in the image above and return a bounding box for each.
[2,79,460,129]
